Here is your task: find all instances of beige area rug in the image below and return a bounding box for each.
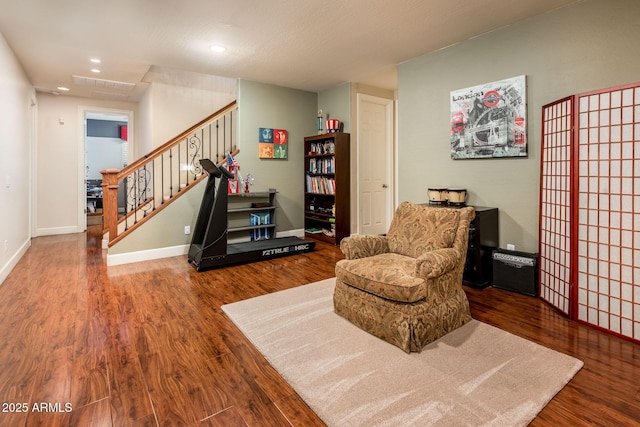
[222,278,583,426]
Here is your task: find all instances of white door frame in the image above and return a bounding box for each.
[356,93,395,235]
[78,106,134,232]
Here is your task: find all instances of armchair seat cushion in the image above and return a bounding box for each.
[336,253,425,303]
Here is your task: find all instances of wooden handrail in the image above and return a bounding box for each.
[117,100,237,180]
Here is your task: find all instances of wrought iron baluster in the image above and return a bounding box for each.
[124,172,135,230]
[141,164,151,217]
[151,159,156,211]
[215,120,220,163]
[161,153,165,204]
[199,127,204,177]
[223,115,227,158]
[188,132,202,181]
[185,138,189,186]
[178,141,182,191]
[208,123,212,162]
[169,148,173,199]
[134,169,139,225]
[129,169,140,229]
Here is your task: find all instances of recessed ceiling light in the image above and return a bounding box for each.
[90,58,101,64]
[57,86,70,91]
[91,68,101,73]
[210,45,226,53]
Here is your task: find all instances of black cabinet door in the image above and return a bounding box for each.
[463,207,498,288]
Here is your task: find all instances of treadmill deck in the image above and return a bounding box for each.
[190,236,316,271]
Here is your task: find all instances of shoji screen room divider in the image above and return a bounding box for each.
[540,83,640,344]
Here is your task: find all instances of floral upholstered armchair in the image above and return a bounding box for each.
[334,202,475,353]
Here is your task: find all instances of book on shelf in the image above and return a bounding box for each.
[250,212,271,240]
[305,227,323,234]
[308,157,334,174]
[306,175,335,194]
[308,141,335,155]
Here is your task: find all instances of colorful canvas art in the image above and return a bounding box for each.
[259,127,287,159]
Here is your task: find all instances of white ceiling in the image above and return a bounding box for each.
[0,0,578,101]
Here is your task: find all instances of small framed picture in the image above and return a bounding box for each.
[228,179,239,194]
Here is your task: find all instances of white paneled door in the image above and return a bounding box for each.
[357,94,393,236]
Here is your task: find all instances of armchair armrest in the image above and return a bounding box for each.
[340,235,390,260]
[414,247,461,279]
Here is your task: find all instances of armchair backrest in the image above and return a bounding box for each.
[387,202,471,258]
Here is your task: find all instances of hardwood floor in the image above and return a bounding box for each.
[0,226,638,426]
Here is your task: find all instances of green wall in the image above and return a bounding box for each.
[318,83,351,134]
[237,80,317,231]
[397,0,640,252]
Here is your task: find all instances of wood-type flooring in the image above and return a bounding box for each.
[0,226,638,426]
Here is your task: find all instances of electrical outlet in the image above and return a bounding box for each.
[507,243,515,251]
[184,225,191,235]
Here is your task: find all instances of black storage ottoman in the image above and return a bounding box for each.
[492,249,538,297]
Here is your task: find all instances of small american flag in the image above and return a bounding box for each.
[227,153,238,167]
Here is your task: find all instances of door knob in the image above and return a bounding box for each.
[382,184,388,188]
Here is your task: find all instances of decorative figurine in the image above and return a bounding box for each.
[243,173,254,193]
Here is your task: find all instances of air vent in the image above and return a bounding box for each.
[72,75,135,91]
[91,90,130,100]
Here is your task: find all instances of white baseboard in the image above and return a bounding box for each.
[105,229,306,267]
[107,244,189,266]
[0,238,31,286]
[35,225,84,237]
[277,228,305,238]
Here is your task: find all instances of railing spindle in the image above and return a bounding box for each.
[215,121,220,163]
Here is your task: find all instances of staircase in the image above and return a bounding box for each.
[101,100,237,247]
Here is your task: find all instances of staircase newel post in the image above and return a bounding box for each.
[101,168,120,242]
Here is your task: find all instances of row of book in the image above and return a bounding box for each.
[308,141,335,155]
[308,157,335,174]
[306,175,335,194]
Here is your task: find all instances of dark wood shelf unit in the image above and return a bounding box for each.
[303,133,350,244]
